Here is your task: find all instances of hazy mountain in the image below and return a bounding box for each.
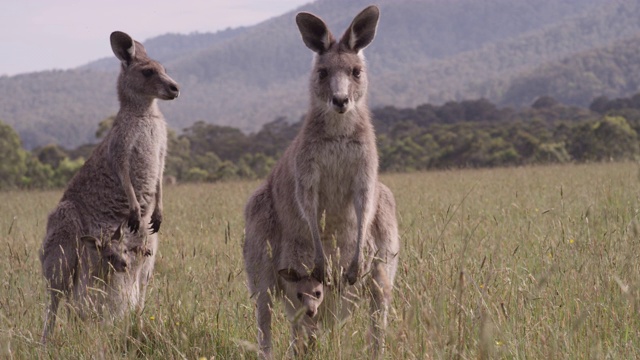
[79,27,249,71]
[0,0,630,149]
[374,0,640,106]
[497,35,640,107]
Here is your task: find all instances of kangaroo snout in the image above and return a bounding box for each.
[114,260,127,272]
[168,83,180,98]
[163,81,180,100]
[306,307,317,318]
[332,95,349,112]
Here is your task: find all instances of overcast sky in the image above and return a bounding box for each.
[0,0,311,76]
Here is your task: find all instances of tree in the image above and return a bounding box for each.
[23,155,55,189]
[568,116,639,161]
[34,144,68,168]
[183,121,250,162]
[0,120,27,189]
[165,129,191,180]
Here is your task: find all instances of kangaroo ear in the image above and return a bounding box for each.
[339,5,380,52]
[278,268,303,282]
[110,31,136,65]
[112,222,126,242]
[296,12,334,54]
[80,235,101,250]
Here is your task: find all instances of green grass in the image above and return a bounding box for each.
[2,162,640,359]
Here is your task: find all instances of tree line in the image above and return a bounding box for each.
[1,93,640,190]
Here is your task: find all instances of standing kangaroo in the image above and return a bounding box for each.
[40,31,179,343]
[244,6,399,359]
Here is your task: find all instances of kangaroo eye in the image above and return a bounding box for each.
[318,69,328,80]
[352,68,361,79]
[142,68,155,77]
[297,292,303,300]
[315,291,321,298]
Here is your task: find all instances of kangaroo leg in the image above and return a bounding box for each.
[136,231,158,314]
[40,203,82,343]
[368,262,391,359]
[256,291,274,360]
[41,289,62,344]
[368,183,400,359]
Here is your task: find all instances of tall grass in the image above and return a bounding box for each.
[1,163,639,359]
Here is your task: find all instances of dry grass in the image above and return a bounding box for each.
[1,162,640,359]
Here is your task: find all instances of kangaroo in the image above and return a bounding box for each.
[41,222,143,343]
[243,6,399,359]
[278,268,324,355]
[244,179,329,358]
[40,31,178,343]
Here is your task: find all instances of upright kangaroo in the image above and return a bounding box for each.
[244,6,399,359]
[40,31,179,343]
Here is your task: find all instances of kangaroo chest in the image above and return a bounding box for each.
[129,120,167,203]
[315,138,369,217]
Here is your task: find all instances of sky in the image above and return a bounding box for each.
[0,0,311,76]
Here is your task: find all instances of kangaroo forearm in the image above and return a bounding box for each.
[122,174,139,210]
[155,179,163,212]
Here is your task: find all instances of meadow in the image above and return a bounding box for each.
[1,162,640,359]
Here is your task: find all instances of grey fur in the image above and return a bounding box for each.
[40,222,143,343]
[243,6,399,359]
[278,268,325,355]
[40,31,179,344]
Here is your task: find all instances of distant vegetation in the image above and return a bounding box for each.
[2,92,640,190]
[5,0,640,150]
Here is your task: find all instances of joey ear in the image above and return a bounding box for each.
[296,12,334,54]
[80,235,101,250]
[278,268,303,282]
[112,222,126,242]
[110,31,136,65]
[311,270,324,284]
[339,5,380,52]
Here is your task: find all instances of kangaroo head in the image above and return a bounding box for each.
[279,268,324,318]
[110,31,180,103]
[296,5,379,115]
[80,222,131,273]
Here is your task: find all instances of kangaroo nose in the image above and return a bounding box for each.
[306,309,316,318]
[332,96,349,108]
[169,84,180,99]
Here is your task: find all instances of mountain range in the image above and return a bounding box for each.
[1,0,639,149]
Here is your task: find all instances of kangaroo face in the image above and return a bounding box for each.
[100,239,130,272]
[313,51,367,115]
[110,31,180,102]
[80,222,133,273]
[296,277,324,318]
[279,268,324,318]
[297,6,379,116]
[123,59,180,101]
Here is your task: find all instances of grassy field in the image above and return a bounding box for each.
[1,162,640,359]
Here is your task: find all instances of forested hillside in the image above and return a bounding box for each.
[376,0,640,106]
[499,36,640,107]
[2,92,640,190]
[3,0,638,150]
